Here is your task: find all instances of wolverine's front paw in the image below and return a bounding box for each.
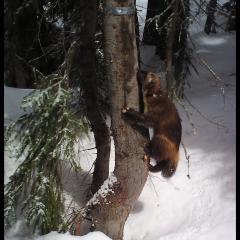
[143,154,150,161]
[121,107,130,113]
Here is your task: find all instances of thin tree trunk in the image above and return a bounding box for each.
[204,0,217,34]
[166,0,180,96]
[174,0,190,98]
[66,0,111,195]
[91,121,111,194]
[88,1,149,239]
[142,0,166,46]
[225,0,236,31]
[142,0,171,60]
[134,0,145,114]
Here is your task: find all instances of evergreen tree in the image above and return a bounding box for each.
[4,71,89,233]
[142,0,193,98]
[4,0,110,234]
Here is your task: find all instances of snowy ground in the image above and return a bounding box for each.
[4,1,235,240]
[124,33,236,240]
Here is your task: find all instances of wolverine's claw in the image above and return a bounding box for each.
[143,154,150,161]
[122,107,129,113]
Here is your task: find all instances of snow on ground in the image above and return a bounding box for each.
[5,230,111,240]
[4,31,236,240]
[122,30,235,239]
[35,231,111,240]
[4,86,33,126]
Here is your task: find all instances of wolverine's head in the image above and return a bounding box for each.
[143,72,161,95]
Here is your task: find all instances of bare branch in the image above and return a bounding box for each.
[181,140,191,179]
[177,100,197,135]
[183,94,226,129]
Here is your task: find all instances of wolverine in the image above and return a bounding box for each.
[122,72,182,178]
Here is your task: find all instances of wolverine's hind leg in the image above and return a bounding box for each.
[148,135,179,177]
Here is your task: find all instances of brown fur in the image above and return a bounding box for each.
[122,72,182,178]
[143,72,182,177]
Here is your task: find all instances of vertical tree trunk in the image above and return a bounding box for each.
[142,0,170,60]
[66,0,111,195]
[142,0,166,45]
[225,0,236,31]
[165,0,180,96]
[204,0,217,34]
[134,0,145,114]
[174,0,190,98]
[91,121,111,194]
[4,0,38,88]
[88,1,149,239]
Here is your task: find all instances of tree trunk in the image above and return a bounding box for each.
[142,0,167,45]
[165,0,180,96]
[4,0,64,88]
[142,0,172,61]
[65,0,111,195]
[90,121,111,195]
[88,1,149,239]
[224,0,236,31]
[134,0,145,114]
[174,0,190,98]
[204,0,217,34]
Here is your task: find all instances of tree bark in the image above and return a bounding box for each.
[174,0,190,98]
[204,0,217,34]
[87,1,149,239]
[90,121,111,195]
[65,1,111,195]
[142,0,171,60]
[224,0,236,31]
[142,0,167,45]
[165,0,180,96]
[134,0,145,114]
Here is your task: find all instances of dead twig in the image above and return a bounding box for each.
[198,56,226,104]
[183,93,226,129]
[181,140,191,179]
[177,100,197,135]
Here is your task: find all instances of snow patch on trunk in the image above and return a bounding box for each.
[86,173,118,207]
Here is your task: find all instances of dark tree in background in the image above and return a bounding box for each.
[222,0,236,31]
[142,0,191,98]
[63,0,111,196]
[204,0,217,34]
[4,0,111,234]
[142,0,170,60]
[4,0,65,88]
[173,0,191,98]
